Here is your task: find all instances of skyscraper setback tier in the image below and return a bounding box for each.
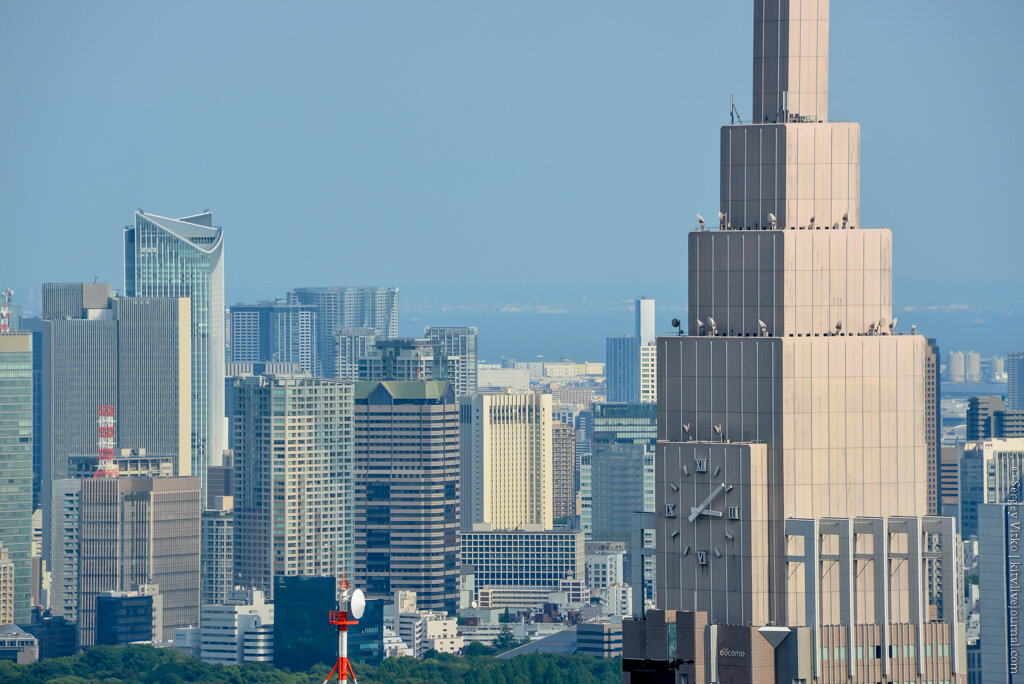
[354,381,460,613]
[654,0,928,632]
[125,210,224,496]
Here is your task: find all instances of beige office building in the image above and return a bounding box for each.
[656,0,929,630]
[77,477,201,647]
[459,390,553,531]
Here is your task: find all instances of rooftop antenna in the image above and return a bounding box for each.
[707,317,718,336]
[324,572,363,683]
[758,320,768,337]
[729,94,743,125]
[835,320,842,335]
[713,424,724,442]
[767,213,777,230]
[671,318,685,336]
[93,406,119,478]
[0,288,13,333]
[718,211,729,230]
[682,423,691,440]
[841,211,849,229]
[888,318,898,334]
[696,319,705,335]
[696,214,706,231]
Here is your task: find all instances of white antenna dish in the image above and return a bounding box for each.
[350,588,365,619]
[696,213,706,230]
[767,212,777,229]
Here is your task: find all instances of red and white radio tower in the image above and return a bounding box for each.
[93,405,119,478]
[323,574,365,683]
[0,288,13,333]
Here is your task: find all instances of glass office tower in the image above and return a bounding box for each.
[125,210,224,495]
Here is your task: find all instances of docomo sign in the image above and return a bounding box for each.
[719,648,746,658]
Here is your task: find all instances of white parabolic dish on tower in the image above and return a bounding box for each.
[350,589,365,619]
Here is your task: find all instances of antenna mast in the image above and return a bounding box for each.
[93,405,119,478]
[324,573,361,683]
[0,288,13,333]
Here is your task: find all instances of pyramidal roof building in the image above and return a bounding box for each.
[624,3,963,683]
[125,210,225,495]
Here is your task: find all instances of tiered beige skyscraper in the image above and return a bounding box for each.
[657,0,927,628]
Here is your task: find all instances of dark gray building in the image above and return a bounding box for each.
[354,381,460,613]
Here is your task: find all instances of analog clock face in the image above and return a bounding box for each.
[669,451,743,566]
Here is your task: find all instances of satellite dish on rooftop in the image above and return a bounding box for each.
[350,589,365,619]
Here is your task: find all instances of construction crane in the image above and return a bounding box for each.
[0,288,13,333]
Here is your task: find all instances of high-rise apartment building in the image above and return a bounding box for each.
[635,298,655,347]
[655,0,928,633]
[125,210,223,495]
[965,395,1024,440]
[605,336,639,403]
[228,302,319,375]
[28,285,191,565]
[424,326,478,398]
[459,391,553,531]
[232,375,354,599]
[358,338,446,382]
[354,381,460,613]
[77,477,201,647]
[0,333,33,624]
[287,287,399,377]
[551,422,576,520]
[1009,349,1024,411]
[333,327,376,382]
[48,479,80,622]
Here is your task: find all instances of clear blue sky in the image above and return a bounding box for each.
[2,1,1022,352]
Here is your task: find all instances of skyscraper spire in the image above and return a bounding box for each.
[753,0,830,124]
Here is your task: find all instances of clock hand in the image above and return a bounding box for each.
[688,482,727,522]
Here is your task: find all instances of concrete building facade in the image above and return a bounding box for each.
[77,477,201,647]
[232,375,354,599]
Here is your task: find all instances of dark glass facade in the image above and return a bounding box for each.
[95,595,153,645]
[273,575,336,671]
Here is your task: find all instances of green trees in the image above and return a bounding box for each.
[0,644,623,684]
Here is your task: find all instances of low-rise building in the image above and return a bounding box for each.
[197,588,273,665]
[0,625,38,664]
[577,621,622,658]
